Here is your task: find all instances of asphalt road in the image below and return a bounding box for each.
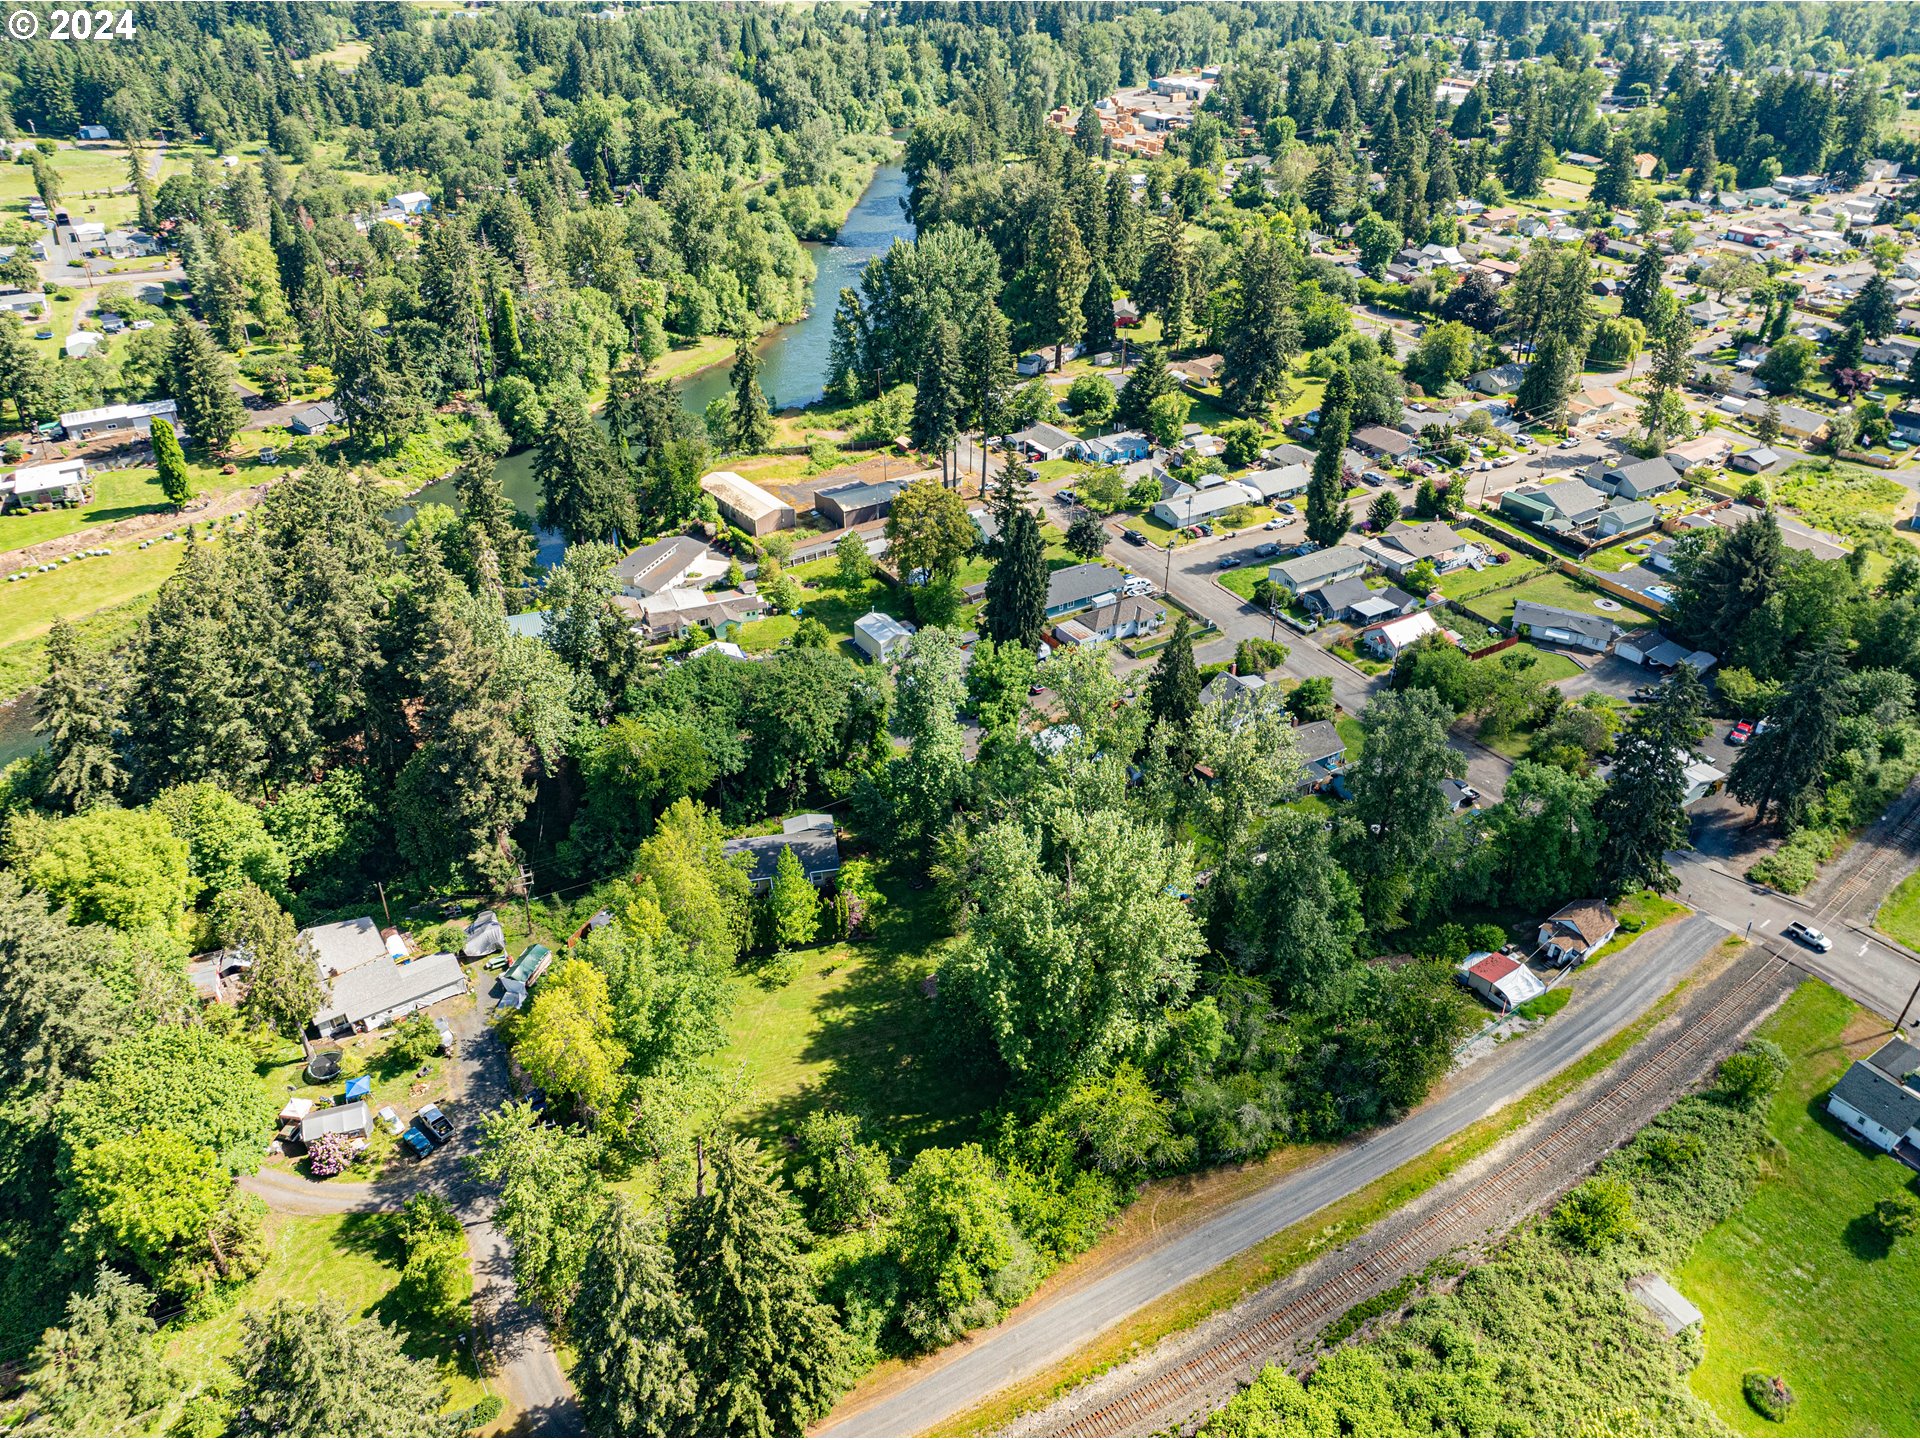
[822,913,1730,1437]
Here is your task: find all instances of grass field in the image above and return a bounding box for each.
[1436,556,1546,601]
[719,879,994,1160]
[0,534,196,653]
[0,460,260,555]
[1877,868,1920,951]
[164,1211,493,1429]
[1679,981,1920,1437]
[1467,567,1644,627]
[1217,561,1267,601]
[1477,639,1582,685]
[1774,462,1909,544]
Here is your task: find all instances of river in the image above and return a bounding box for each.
[395,160,914,541]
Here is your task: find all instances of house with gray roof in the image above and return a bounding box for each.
[613,535,712,598]
[1827,1038,1920,1167]
[1363,520,1476,576]
[1269,546,1368,596]
[1009,422,1079,461]
[1594,498,1658,538]
[723,815,841,893]
[1045,563,1128,617]
[1500,479,1607,534]
[1289,720,1348,788]
[1302,575,1375,619]
[1512,600,1619,652]
[815,478,905,528]
[313,951,467,1038]
[1590,456,1683,500]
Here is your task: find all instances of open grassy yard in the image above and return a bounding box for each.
[1468,567,1648,627]
[164,1211,494,1430]
[1774,462,1909,544]
[1436,556,1546,601]
[1678,981,1920,1437]
[0,534,196,652]
[719,879,996,1160]
[1217,561,1268,602]
[1876,867,1920,951]
[1478,639,1582,685]
[0,460,261,555]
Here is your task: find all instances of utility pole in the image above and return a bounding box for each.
[1902,965,1920,1033]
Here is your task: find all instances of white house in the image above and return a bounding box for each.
[1511,600,1618,652]
[3,458,88,510]
[1269,546,1368,596]
[1826,1039,1920,1161]
[1361,609,1443,658]
[1151,481,1259,528]
[1238,463,1312,503]
[391,191,433,216]
[1537,900,1618,965]
[852,610,915,663]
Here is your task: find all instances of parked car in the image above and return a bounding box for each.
[435,1018,455,1054]
[1728,720,1755,745]
[1363,469,1392,486]
[1631,685,1665,702]
[1783,921,1833,953]
[1197,523,1213,536]
[377,1105,403,1136]
[417,1104,454,1144]
[1264,518,1283,530]
[1058,489,1077,505]
[401,1125,433,1158]
[1277,501,1297,515]
[1122,528,1146,544]
[1254,542,1279,557]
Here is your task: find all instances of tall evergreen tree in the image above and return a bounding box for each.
[1592,129,1636,210]
[537,393,637,545]
[0,308,53,427]
[164,319,247,451]
[37,617,123,812]
[1220,230,1301,420]
[24,1267,172,1437]
[1115,344,1175,431]
[151,418,192,509]
[1145,614,1201,740]
[452,425,535,593]
[230,1299,449,1437]
[1728,635,1852,825]
[1305,366,1354,547]
[1594,663,1706,895]
[1022,196,1089,371]
[1618,249,1664,323]
[985,454,1034,534]
[910,316,964,486]
[1842,271,1898,342]
[727,331,776,454]
[670,1138,846,1438]
[1080,259,1118,358]
[1672,509,1783,657]
[962,305,1015,491]
[982,506,1048,649]
[572,1197,699,1438]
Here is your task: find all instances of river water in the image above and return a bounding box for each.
[0,166,918,765]
[396,161,914,539]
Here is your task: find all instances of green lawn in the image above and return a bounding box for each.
[1774,462,1909,545]
[0,460,262,555]
[720,879,996,1161]
[1679,981,1920,1437]
[1876,867,1920,951]
[164,1211,493,1431]
[735,573,900,655]
[1479,640,1582,685]
[1218,561,1267,602]
[0,533,199,651]
[1469,568,1645,628]
[1334,715,1365,759]
[1436,556,1546,601]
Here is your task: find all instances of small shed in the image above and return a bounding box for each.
[1627,1274,1703,1335]
[462,910,506,959]
[299,1099,372,1145]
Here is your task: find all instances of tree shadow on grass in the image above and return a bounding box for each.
[734,879,1000,1165]
[1843,1211,1894,1261]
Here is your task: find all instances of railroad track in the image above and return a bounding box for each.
[1816,782,1920,924]
[1042,952,1794,1439]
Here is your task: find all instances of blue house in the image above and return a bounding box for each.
[1078,430,1153,465]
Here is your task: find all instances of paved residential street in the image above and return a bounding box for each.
[822,914,1731,1437]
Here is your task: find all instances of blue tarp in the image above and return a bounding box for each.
[343,1075,372,1100]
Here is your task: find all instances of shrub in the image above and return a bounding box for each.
[1871,1192,1920,1244]
[1743,1370,1796,1422]
[306,1131,354,1177]
[1746,827,1832,893]
[1716,1040,1788,1111]
[385,1011,443,1068]
[1552,1176,1634,1251]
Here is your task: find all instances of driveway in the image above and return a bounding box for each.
[820,914,1731,1437]
[240,997,580,1435]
